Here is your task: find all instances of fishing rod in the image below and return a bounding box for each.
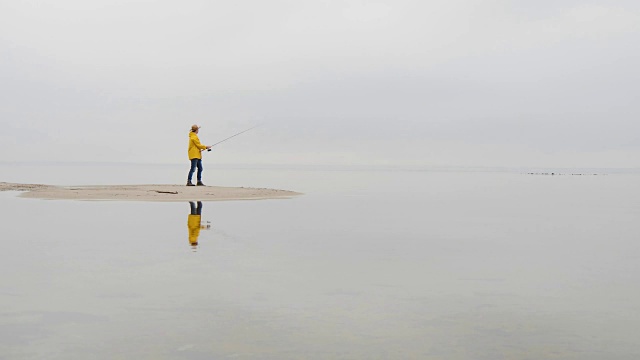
[207,125,261,151]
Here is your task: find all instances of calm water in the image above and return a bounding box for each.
[1,164,639,359]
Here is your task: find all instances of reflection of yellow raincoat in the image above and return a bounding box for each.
[188,132,207,160]
[188,214,202,245]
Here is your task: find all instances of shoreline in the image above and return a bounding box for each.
[0,182,301,202]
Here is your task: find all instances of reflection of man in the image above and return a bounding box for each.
[188,201,207,247]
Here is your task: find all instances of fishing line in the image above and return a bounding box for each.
[207,125,262,151]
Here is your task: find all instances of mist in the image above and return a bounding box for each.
[1,0,639,168]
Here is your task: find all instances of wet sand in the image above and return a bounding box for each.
[0,182,301,201]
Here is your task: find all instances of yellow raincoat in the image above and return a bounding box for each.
[188,214,202,246]
[188,132,207,160]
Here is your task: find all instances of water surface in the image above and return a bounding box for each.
[1,165,639,359]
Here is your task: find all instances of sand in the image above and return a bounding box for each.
[0,182,301,202]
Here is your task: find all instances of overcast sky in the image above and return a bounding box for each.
[1,0,639,168]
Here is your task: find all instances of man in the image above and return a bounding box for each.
[187,124,211,186]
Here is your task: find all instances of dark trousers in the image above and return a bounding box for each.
[188,158,203,182]
[190,201,202,215]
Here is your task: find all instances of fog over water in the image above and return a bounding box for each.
[1,2,640,358]
[1,1,639,168]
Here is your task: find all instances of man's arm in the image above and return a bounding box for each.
[192,137,210,151]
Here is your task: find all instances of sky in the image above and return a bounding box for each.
[1,0,639,168]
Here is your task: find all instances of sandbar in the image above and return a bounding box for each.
[0,182,301,202]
